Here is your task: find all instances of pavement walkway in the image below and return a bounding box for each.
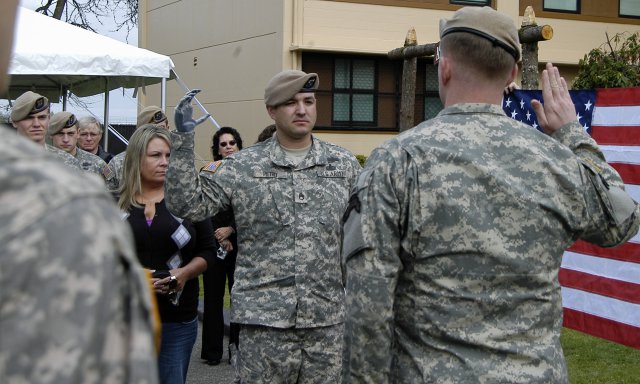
[186,300,235,383]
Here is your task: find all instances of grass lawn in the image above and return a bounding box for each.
[562,328,640,383]
[198,275,639,382]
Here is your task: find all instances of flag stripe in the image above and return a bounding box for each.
[594,87,640,107]
[563,308,640,349]
[561,287,640,327]
[567,241,640,264]
[592,106,640,126]
[609,163,640,185]
[559,268,640,304]
[592,126,640,146]
[562,249,640,282]
[601,145,640,164]
[623,185,640,205]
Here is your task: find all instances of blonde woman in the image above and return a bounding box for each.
[118,124,215,384]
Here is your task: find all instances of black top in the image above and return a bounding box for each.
[127,199,215,323]
[96,145,114,164]
[211,209,237,264]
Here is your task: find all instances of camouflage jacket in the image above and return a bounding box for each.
[75,147,118,191]
[341,103,640,383]
[165,132,361,328]
[108,150,125,190]
[0,127,159,384]
[45,143,81,169]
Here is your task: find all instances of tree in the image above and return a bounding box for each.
[572,31,640,89]
[34,0,137,35]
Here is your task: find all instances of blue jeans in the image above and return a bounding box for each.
[158,317,198,384]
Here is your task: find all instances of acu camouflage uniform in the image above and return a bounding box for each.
[45,143,81,169]
[0,126,159,384]
[341,104,640,383]
[165,132,360,377]
[108,151,125,190]
[74,147,118,191]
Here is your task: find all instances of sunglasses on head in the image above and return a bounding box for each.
[219,140,237,147]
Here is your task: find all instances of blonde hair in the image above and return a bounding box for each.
[117,124,172,212]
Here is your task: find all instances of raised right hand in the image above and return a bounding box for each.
[174,89,210,132]
[531,63,577,135]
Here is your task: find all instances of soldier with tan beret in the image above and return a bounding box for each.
[165,70,362,383]
[10,91,80,169]
[49,111,118,191]
[341,6,640,383]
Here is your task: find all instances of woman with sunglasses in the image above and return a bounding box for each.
[201,126,243,366]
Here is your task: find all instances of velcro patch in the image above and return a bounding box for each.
[101,164,114,179]
[201,160,224,174]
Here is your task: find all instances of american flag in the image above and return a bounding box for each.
[503,88,640,349]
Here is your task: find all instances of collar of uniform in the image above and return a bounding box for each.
[438,103,506,118]
[268,135,328,169]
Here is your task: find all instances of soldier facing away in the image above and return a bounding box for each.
[341,6,640,384]
[0,1,160,382]
[164,70,361,383]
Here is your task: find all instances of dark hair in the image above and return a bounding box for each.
[256,124,276,144]
[211,126,243,160]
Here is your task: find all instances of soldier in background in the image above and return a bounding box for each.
[10,91,80,169]
[165,70,361,383]
[340,6,640,383]
[49,111,118,191]
[109,106,169,188]
[77,115,114,163]
[0,1,160,382]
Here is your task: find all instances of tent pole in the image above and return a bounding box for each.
[62,87,68,110]
[104,77,110,151]
[161,77,167,111]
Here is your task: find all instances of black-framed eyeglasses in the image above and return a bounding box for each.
[434,43,441,66]
[219,140,237,147]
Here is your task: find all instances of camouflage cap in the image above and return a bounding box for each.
[264,70,319,107]
[10,91,49,122]
[137,106,167,128]
[48,111,78,136]
[439,6,521,62]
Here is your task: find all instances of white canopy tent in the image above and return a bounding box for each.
[5,7,175,148]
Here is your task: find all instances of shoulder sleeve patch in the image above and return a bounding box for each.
[201,160,224,174]
[101,164,114,180]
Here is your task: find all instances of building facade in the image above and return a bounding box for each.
[139,0,640,161]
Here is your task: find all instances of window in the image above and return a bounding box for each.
[450,0,490,5]
[620,0,640,17]
[333,58,376,126]
[424,65,443,120]
[543,0,580,13]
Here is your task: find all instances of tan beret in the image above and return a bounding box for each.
[137,105,167,128]
[10,91,49,122]
[48,111,78,136]
[440,6,521,62]
[264,70,319,107]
